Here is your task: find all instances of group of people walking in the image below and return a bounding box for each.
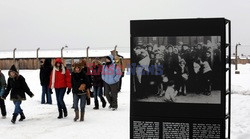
[0,53,123,124]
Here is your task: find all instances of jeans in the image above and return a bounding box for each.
[13,101,23,114]
[41,85,52,104]
[73,93,86,112]
[55,88,67,110]
[0,88,4,97]
[93,86,103,101]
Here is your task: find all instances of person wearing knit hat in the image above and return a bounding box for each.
[71,62,90,121]
[102,55,122,111]
[1,65,34,124]
[0,69,7,119]
[49,58,72,119]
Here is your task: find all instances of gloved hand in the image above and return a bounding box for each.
[67,88,71,95]
[29,92,34,98]
[49,89,53,94]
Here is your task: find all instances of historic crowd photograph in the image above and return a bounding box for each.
[132,36,221,104]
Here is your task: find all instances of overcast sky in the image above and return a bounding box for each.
[0,0,250,52]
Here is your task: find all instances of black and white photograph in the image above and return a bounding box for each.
[132,36,221,104]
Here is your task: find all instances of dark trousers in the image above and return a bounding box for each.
[41,85,52,104]
[104,82,119,108]
[93,86,106,107]
[118,72,124,91]
[73,93,86,112]
[0,99,6,116]
[55,88,67,110]
[13,101,23,114]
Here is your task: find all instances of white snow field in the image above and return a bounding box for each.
[0,64,250,139]
[0,70,130,139]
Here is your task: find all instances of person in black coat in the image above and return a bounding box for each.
[91,60,106,110]
[1,65,34,124]
[71,62,90,122]
[0,69,7,119]
[40,59,53,104]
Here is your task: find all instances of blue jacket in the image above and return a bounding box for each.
[102,55,122,85]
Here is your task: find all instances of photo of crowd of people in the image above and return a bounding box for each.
[132,36,221,104]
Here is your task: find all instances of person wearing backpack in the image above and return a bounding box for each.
[102,55,122,111]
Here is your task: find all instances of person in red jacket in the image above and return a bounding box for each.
[49,58,72,119]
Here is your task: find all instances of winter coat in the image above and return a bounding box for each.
[40,59,53,86]
[3,65,33,101]
[71,70,90,95]
[0,72,6,89]
[92,65,103,87]
[101,55,122,85]
[0,72,6,97]
[49,58,72,89]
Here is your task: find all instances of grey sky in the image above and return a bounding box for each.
[0,0,250,52]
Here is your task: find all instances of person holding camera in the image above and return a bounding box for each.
[71,62,90,122]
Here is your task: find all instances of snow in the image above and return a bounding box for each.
[0,70,130,139]
[231,64,250,95]
[1,64,250,139]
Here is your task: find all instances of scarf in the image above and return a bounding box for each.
[51,65,65,89]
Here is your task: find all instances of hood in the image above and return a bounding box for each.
[8,65,19,76]
[55,58,63,64]
[72,62,83,73]
[107,55,114,64]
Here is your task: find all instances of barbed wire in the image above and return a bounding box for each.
[0,46,130,52]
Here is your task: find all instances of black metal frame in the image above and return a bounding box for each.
[130,18,230,139]
[225,19,231,139]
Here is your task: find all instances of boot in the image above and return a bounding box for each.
[101,97,106,108]
[74,110,79,122]
[19,112,26,121]
[63,108,68,117]
[86,97,90,105]
[80,112,84,122]
[57,109,63,119]
[93,100,99,110]
[11,113,18,124]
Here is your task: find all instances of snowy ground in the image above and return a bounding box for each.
[231,64,250,139]
[1,64,250,139]
[0,70,130,139]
